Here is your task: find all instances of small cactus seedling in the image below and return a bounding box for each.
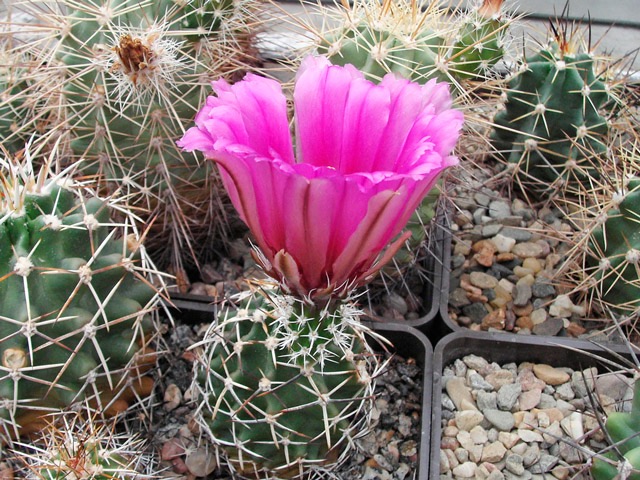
[591,379,640,480]
[314,0,509,87]
[490,18,619,199]
[0,142,164,443]
[14,407,155,479]
[0,0,262,277]
[190,280,382,478]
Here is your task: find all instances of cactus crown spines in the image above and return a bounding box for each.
[490,17,621,198]
[315,0,509,87]
[191,281,381,478]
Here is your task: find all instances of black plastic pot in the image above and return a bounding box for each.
[369,322,433,480]
[165,297,433,479]
[429,330,637,479]
[406,209,451,334]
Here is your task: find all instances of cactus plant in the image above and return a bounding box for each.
[14,407,155,479]
[0,142,164,443]
[190,281,382,478]
[584,176,640,317]
[490,20,618,198]
[591,379,640,480]
[0,0,262,277]
[315,0,509,86]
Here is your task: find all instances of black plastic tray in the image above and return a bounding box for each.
[429,330,638,479]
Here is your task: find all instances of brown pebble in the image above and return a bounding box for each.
[441,436,460,450]
[460,275,483,297]
[472,240,497,267]
[467,293,489,303]
[481,308,506,330]
[513,304,533,316]
[364,457,382,469]
[162,439,186,461]
[185,447,218,477]
[566,322,587,337]
[164,383,183,412]
[496,252,515,262]
[504,309,516,331]
[516,315,534,330]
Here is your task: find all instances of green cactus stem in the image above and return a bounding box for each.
[15,407,155,479]
[491,24,617,197]
[316,0,508,86]
[0,0,262,276]
[592,379,640,480]
[587,177,640,316]
[191,281,381,478]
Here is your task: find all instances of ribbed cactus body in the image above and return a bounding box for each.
[1,0,259,274]
[591,380,640,480]
[321,23,448,83]
[317,0,506,85]
[587,178,640,315]
[192,285,378,478]
[491,42,612,195]
[0,154,161,440]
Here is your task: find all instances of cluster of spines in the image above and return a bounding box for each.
[490,19,619,199]
[14,406,155,479]
[314,0,510,87]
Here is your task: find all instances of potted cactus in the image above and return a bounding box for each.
[0,0,263,280]
[176,54,462,478]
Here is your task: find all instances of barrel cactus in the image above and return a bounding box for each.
[0,0,261,276]
[15,407,155,479]
[316,0,508,86]
[190,281,381,478]
[591,379,640,480]
[491,24,617,198]
[0,145,163,443]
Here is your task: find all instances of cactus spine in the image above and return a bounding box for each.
[585,176,640,316]
[0,0,261,276]
[0,143,163,442]
[191,281,381,478]
[15,407,155,479]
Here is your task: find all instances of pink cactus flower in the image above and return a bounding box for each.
[178,56,462,301]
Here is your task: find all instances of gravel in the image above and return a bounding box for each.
[437,353,634,480]
[445,165,619,340]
